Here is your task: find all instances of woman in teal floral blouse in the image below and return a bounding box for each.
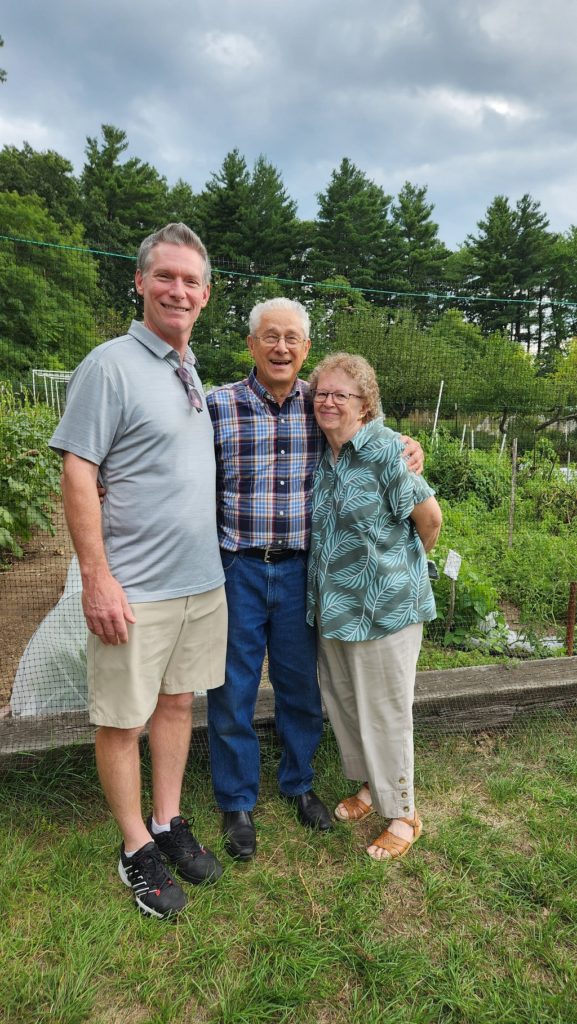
[306,353,442,861]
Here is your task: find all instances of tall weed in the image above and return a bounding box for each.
[0,382,60,557]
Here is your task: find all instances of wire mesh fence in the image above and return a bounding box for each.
[1,236,576,759]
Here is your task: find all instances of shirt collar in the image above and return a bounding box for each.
[247,367,304,403]
[348,418,383,451]
[127,320,196,368]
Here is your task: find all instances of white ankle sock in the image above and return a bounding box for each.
[151,816,171,835]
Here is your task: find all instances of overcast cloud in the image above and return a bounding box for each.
[2,0,577,247]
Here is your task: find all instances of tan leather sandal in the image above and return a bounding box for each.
[334,789,374,823]
[367,812,422,860]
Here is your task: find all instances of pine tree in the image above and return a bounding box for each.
[463,193,556,350]
[391,182,449,289]
[80,125,169,312]
[311,158,392,290]
[509,194,555,352]
[193,149,252,266]
[462,195,518,335]
[245,155,298,274]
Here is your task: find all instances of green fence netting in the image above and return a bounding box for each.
[1,236,576,757]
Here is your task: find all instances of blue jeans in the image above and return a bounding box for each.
[207,551,323,811]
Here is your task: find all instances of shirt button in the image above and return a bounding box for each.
[403,806,410,814]
[398,778,406,785]
[401,791,408,798]
[280,481,285,486]
[280,449,286,454]
[279,511,284,517]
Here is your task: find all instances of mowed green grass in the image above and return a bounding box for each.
[1,715,576,1024]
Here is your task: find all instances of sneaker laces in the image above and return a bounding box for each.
[169,816,205,856]
[133,845,175,893]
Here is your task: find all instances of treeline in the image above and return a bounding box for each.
[1,125,577,433]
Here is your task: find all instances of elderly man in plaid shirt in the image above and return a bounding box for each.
[206,298,422,860]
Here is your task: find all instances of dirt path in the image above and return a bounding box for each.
[0,503,72,706]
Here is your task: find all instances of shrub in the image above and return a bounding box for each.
[0,382,60,557]
[498,527,576,628]
[423,430,511,510]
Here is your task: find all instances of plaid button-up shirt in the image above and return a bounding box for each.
[206,370,324,552]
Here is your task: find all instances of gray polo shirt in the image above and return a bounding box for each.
[50,321,224,602]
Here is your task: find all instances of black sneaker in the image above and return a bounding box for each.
[147,815,223,884]
[118,841,186,919]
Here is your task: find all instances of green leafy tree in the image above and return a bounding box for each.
[553,338,577,406]
[0,34,6,84]
[320,304,462,428]
[306,276,375,365]
[467,332,539,432]
[426,310,484,416]
[0,193,100,378]
[0,142,81,230]
[377,312,454,427]
[532,338,577,433]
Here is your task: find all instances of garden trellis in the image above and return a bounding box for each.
[31,370,72,416]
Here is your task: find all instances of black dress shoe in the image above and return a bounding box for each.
[222,811,256,860]
[284,790,333,831]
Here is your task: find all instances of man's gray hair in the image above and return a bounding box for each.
[137,223,211,285]
[249,298,310,339]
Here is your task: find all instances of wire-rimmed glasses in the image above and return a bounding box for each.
[310,389,363,405]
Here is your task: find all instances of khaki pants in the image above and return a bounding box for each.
[317,622,423,819]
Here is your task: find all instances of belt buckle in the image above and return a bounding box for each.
[263,544,279,563]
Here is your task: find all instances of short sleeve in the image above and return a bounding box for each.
[49,358,124,465]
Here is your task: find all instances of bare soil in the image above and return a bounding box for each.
[0,503,72,707]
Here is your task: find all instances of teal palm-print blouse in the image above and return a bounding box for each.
[306,419,437,641]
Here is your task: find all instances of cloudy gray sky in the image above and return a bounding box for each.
[2,0,577,248]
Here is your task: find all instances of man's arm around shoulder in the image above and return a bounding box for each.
[61,452,136,645]
[410,496,442,553]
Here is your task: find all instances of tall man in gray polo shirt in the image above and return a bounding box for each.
[50,223,227,919]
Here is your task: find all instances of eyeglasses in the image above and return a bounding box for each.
[311,389,363,406]
[175,365,203,412]
[253,332,305,348]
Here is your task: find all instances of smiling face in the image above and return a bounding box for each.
[312,368,368,448]
[247,307,311,402]
[135,242,210,353]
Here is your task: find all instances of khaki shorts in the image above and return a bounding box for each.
[88,586,227,728]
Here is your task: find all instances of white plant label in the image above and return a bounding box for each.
[443,549,462,580]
